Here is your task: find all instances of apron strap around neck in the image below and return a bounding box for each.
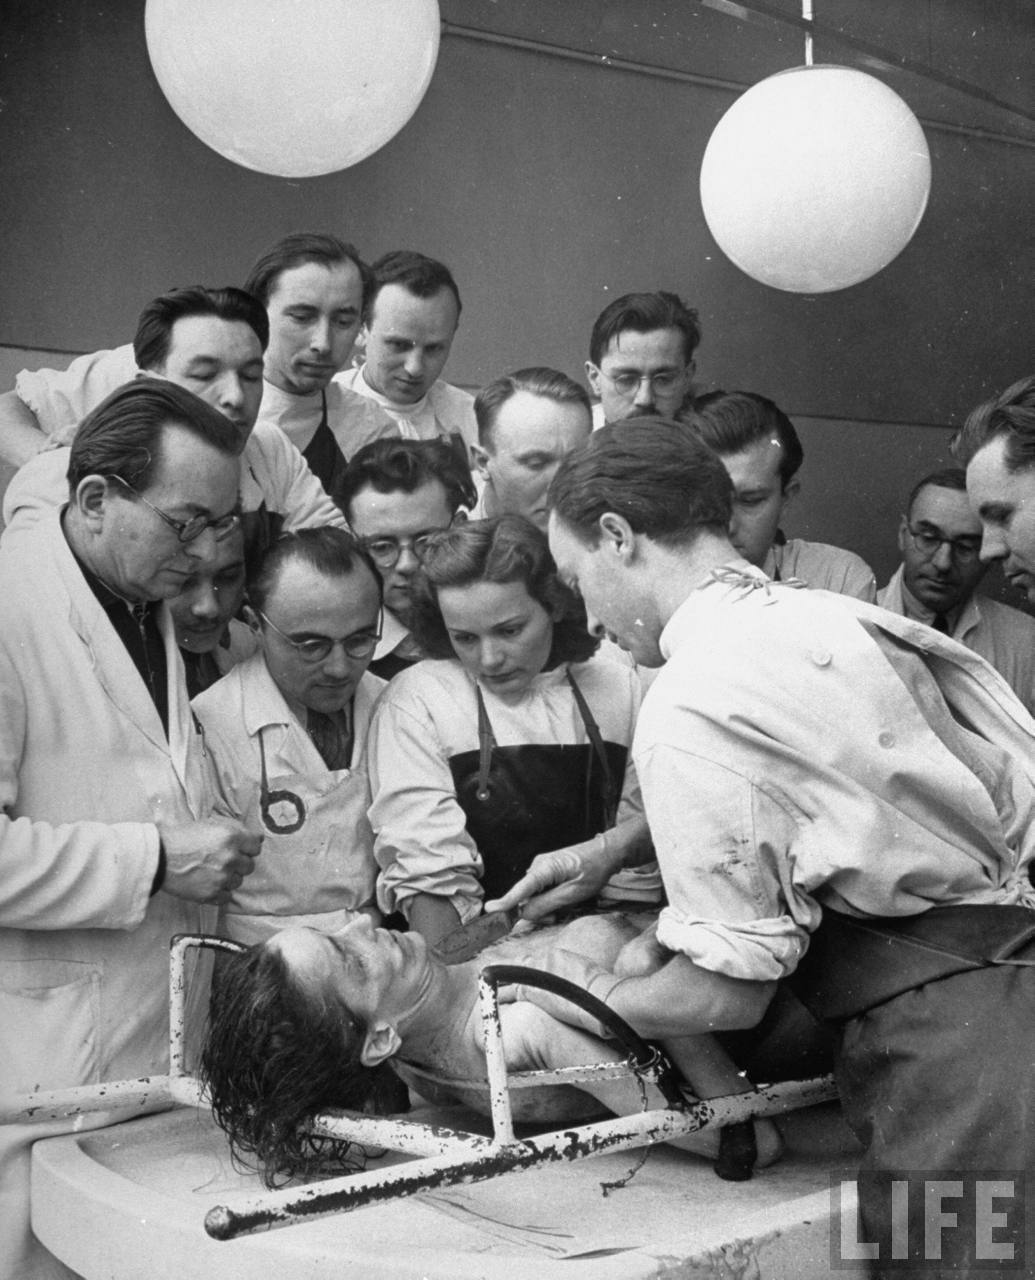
[565,668,618,828]
[473,669,619,825]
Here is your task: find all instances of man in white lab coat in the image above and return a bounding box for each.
[0,379,261,1279]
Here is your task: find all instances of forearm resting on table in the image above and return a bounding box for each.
[0,391,47,468]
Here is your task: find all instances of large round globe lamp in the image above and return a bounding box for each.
[144,0,441,178]
[699,65,931,293]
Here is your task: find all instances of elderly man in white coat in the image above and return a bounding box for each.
[0,379,262,1279]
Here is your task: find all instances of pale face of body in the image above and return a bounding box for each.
[169,531,247,653]
[437,577,556,702]
[361,284,459,405]
[347,479,455,622]
[548,512,665,668]
[271,916,431,1026]
[586,328,693,423]
[720,436,798,569]
[966,436,1035,603]
[256,558,382,714]
[898,484,985,615]
[154,316,265,441]
[82,423,241,602]
[473,392,591,531]
[264,261,364,396]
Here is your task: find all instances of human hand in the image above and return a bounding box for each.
[484,833,624,922]
[158,818,262,905]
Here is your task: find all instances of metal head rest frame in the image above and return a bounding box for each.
[10,934,838,1242]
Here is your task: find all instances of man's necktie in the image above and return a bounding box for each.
[307,706,354,770]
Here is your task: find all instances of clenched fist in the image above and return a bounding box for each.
[157,818,262,905]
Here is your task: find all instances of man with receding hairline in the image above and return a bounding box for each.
[336,249,476,456]
[0,379,261,1279]
[878,465,1035,713]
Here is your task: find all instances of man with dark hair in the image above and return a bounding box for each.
[339,437,472,679]
[193,527,384,944]
[878,465,1035,712]
[0,233,394,496]
[170,524,256,698]
[586,291,700,426]
[469,366,592,530]
[487,418,1035,1276]
[335,249,476,455]
[953,374,1035,604]
[1,283,345,555]
[683,390,876,600]
[0,379,261,1278]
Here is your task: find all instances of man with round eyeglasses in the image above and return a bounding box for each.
[0,380,263,1280]
[339,437,475,680]
[585,291,701,426]
[193,527,385,945]
[878,466,1035,714]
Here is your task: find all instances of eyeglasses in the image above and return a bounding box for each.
[257,608,383,662]
[360,532,438,569]
[906,522,981,564]
[109,475,240,544]
[597,369,687,397]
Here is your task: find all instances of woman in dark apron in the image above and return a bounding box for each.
[368,515,661,947]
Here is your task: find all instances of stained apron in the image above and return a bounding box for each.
[223,724,377,945]
[448,670,624,903]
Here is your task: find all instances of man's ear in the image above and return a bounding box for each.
[598,511,636,559]
[360,1021,402,1068]
[470,443,491,482]
[778,476,801,519]
[72,475,110,529]
[897,514,910,556]
[242,603,262,634]
[585,361,602,400]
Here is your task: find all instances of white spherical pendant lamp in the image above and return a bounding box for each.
[145,0,441,178]
[700,65,931,293]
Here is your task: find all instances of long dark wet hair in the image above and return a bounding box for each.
[200,941,400,1187]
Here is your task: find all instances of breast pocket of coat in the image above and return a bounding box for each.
[0,959,102,1098]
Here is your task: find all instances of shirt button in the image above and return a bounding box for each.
[810,649,832,667]
[878,730,895,748]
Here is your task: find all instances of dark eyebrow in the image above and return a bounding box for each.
[977,501,1012,523]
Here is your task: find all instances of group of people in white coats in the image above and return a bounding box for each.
[3,214,1035,1280]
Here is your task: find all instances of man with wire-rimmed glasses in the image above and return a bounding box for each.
[339,437,474,681]
[193,527,386,945]
[0,378,263,1280]
[585,290,701,427]
[878,465,1035,714]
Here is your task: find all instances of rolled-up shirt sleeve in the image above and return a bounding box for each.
[639,742,819,981]
[367,690,484,922]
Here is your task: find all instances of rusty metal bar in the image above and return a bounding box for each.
[169,933,242,1078]
[477,969,516,1144]
[308,1112,496,1157]
[205,1075,838,1240]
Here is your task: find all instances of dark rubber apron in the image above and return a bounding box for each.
[448,669,625,902]
[302,390,349,506]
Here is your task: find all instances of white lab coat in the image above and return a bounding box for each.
[192,653,385,944]
[0,511,217,1279]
